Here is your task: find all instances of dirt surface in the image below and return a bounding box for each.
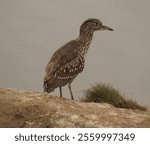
[0,87,150,128]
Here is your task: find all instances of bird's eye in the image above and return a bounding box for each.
[95,22,99,26]
[93,21,100,27]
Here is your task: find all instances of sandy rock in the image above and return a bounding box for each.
[0,88,150,128]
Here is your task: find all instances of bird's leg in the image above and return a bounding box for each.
[59,86,62,98]
[68,83,74,100]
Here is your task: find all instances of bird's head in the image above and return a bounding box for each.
[80,18,113,35]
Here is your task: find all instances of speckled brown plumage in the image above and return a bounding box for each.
[43,18,113,99]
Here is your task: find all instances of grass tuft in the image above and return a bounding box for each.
[82,83,147,111]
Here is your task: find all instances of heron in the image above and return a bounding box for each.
[43,18,113,100]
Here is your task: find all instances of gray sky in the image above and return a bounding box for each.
[0,0,150,108]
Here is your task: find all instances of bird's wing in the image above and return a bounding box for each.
[45,40,84,80]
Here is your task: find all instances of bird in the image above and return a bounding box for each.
[43,18,113,100]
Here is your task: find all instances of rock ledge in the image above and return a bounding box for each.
[0,88,150,128]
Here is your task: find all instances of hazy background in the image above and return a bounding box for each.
[0,0,150,108]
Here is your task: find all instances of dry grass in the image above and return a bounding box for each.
[82,83,147,111]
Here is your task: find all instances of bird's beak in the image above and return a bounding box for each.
[100,25,114,31]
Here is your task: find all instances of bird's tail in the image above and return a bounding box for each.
[43,76,54,93]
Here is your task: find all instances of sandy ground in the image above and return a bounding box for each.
[0,88,150,128]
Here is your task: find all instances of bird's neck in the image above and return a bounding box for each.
[77,32,93,56]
